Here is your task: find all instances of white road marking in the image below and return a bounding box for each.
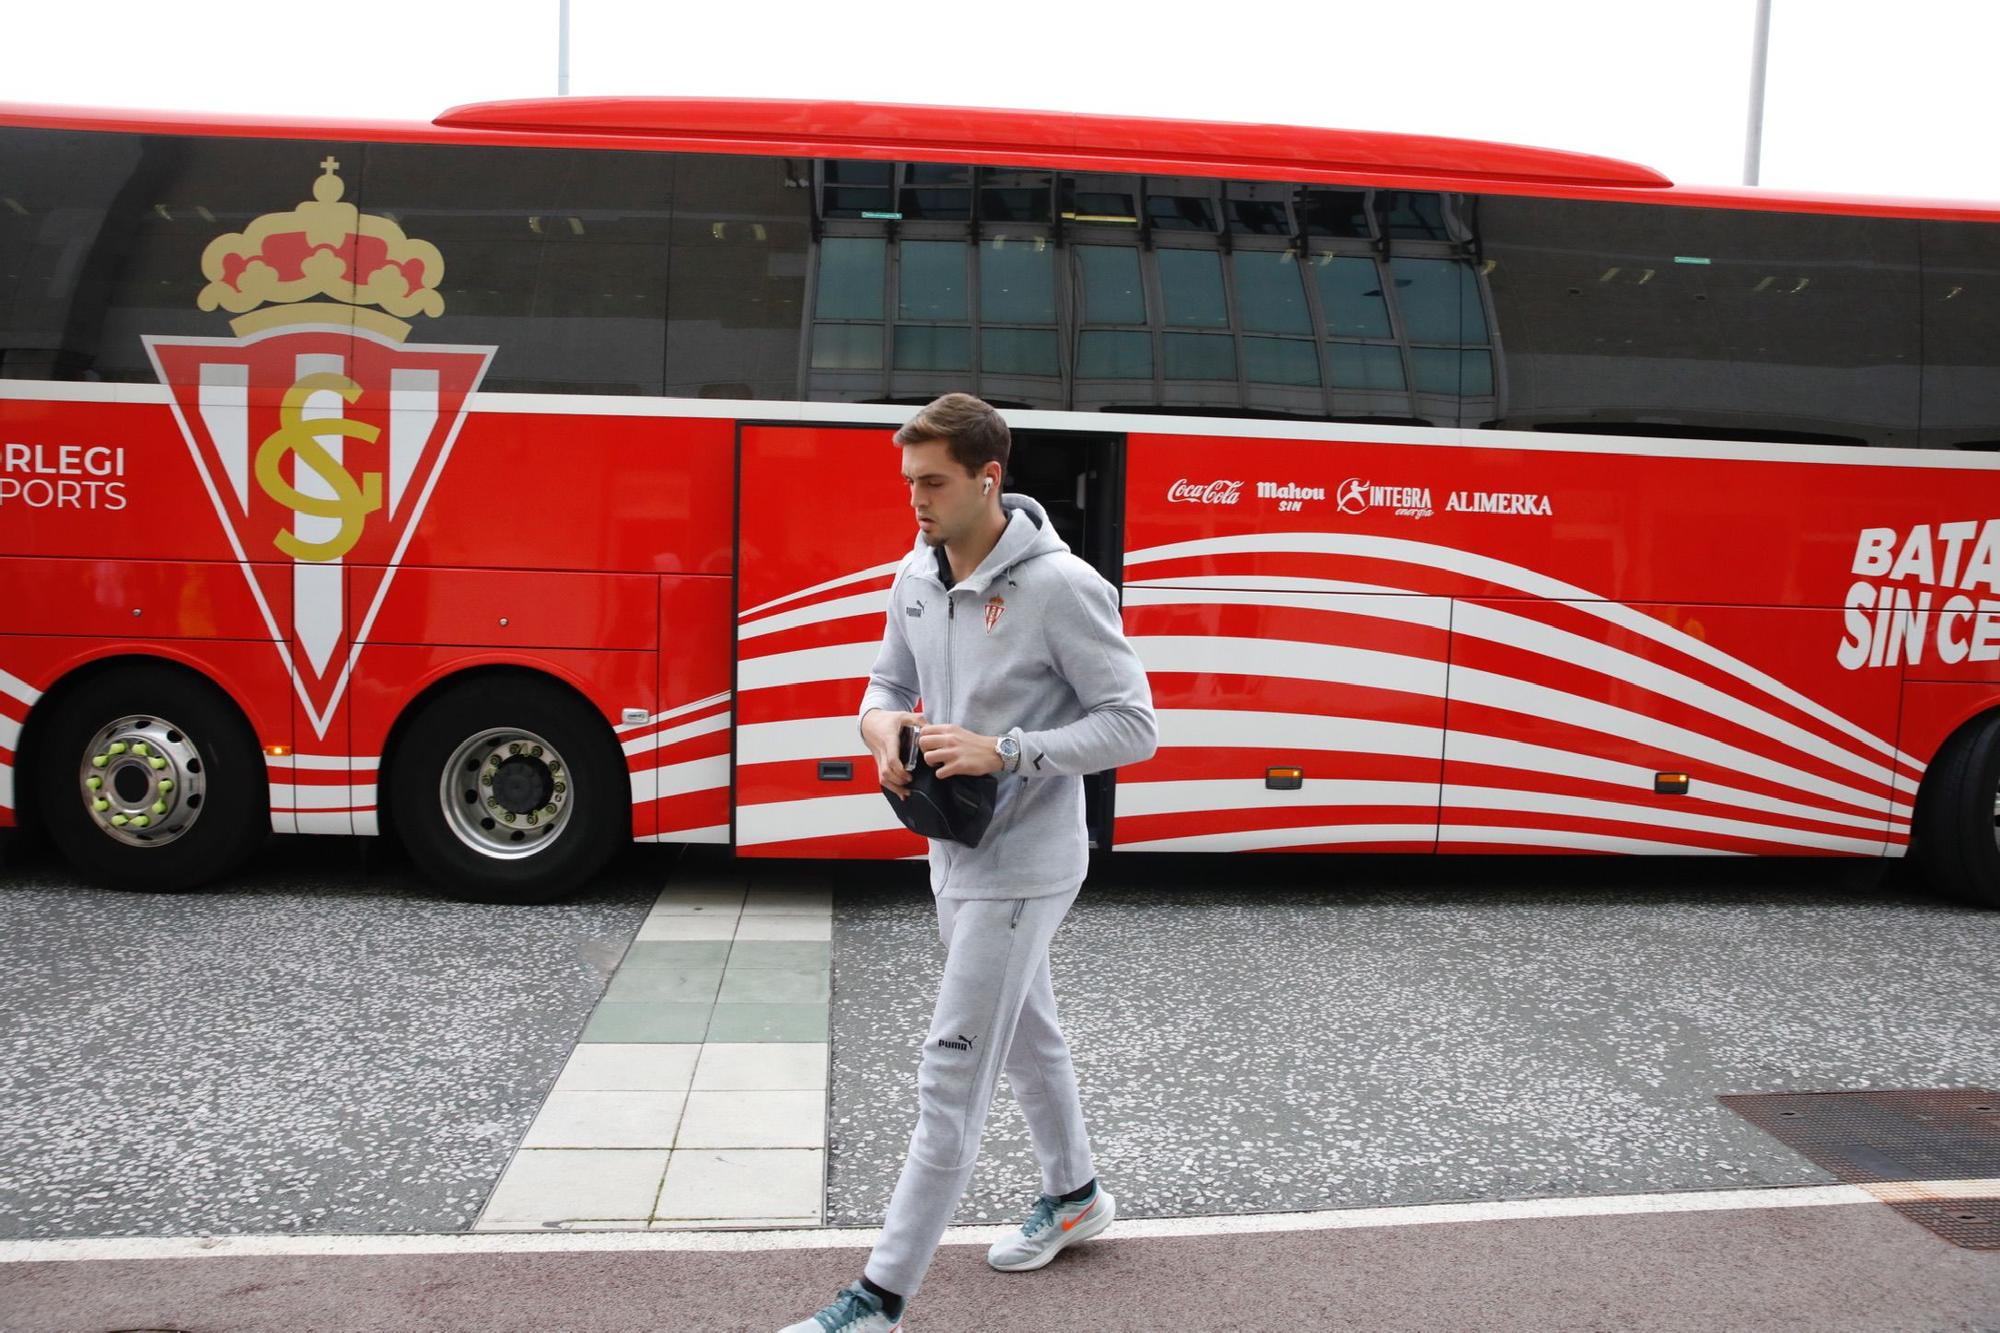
[6,1179,1987,1264]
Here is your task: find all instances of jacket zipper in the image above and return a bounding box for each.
[1010,898,1025,929]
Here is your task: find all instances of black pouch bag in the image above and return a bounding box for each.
[884,725,998,846]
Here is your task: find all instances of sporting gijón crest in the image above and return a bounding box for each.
[142,158,492,738]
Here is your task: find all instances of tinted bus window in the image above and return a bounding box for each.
[0,129,364,382]
[1921,220,2000,451]
[666,153,809,400]
[1475,195,1920,446]
[362,142,672,395]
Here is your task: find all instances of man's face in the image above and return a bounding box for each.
[901,439,992,548]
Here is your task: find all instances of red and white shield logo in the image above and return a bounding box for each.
[142,156,491,739]
[984,596,1006,633]
[146,327,491,737]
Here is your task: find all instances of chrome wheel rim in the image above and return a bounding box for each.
[438,727,575,860]
[77,714,208,848]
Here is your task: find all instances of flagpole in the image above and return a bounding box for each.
[558,0,571,96]
[1743,0,1772,185]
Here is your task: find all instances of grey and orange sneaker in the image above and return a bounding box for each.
[985,1183,1116,1272]
[777,1280,902,1333]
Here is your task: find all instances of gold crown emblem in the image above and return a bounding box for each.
[196,158,445,341]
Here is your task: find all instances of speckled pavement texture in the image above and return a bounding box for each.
[826,854,2000,1227]
[0,837,660,1239]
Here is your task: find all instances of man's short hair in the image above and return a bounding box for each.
[894,392,1010,479]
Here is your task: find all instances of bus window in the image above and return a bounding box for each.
[361,142,672,396]
[1474,195,1921,447]
[0,130,366,384]
[1921,220,2000,452]
[667,153,809,400]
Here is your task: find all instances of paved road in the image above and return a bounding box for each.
[1,834,1995,1328]
[4,1194,1996,1331]
[830,852,1999,1226]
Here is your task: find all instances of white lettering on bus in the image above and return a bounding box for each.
[2,443,127,478]
[1838,521,2000,668]
[1444,490,1555,516]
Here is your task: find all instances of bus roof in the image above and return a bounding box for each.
[3,96,1996,223]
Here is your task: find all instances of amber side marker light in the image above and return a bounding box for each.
[1266,766,1305,791]
[265,745,293,758]
[1654,771,1690,795]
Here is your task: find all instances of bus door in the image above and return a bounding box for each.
[732,423,1124,858]
[1111,432,1450,855]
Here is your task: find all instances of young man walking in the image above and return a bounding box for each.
[780,393,1157,1333]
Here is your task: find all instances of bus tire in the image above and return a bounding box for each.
[34,661,267,892]
[388,675,626,905]
[1912,710,2000,910]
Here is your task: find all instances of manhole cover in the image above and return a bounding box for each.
[1718,1088,2000,1249]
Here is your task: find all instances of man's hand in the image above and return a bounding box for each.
[861,708,925,800]
[918,723,1005,779]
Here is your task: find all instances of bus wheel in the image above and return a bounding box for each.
[389,676,626,905]
[35,661,267,892]
[1913,710,2000,909]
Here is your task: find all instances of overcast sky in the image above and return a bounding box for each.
[4,0,1993,203]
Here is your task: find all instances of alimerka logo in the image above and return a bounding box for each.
[144,158,493,737]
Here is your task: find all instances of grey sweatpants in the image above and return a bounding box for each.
[863,886,1095,1300]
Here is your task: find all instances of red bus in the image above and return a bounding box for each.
[2,97,1995,906]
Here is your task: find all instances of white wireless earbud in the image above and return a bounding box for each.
[982,478,993,495]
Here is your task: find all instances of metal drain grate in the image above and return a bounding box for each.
[1718,1088,2000,1249]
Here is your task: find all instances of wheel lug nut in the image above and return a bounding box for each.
[131,815,150,828]
[132,743,150,757]
[151,800,168,815]
[108,742,128,756]
[148,757,168,771]
[110,814,128,827]
[94,799,110,812]
[92,755,109,768]
[86,777,103,791]
[159,780,174,792]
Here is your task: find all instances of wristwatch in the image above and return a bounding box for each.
[995,733,1021,774]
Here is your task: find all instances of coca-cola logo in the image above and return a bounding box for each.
[1167,478,1244,505]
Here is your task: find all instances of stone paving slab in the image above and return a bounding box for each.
[476,867,834,1230]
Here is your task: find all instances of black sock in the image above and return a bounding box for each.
[860,1276,903,1319]
[1056,1177,1097,1205]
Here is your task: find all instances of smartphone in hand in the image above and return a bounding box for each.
[900,723,924,772]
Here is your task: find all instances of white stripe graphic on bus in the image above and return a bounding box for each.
[620,709,730,759]
[1125,583,1909,796]
[1124,532,1918,777]
[1135,706,1902,838]
[739,586,896,641]
[736,792,907,846]
[1131,633,1903,821]
[738,642,881,693]
[0,669,43,708]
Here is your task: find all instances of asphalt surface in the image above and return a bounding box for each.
[0,835,659,1238]
[4,1198,1996,1331]
[829,853,2000,1226]
[1,834,1995,1330]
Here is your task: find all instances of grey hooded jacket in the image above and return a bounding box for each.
[858,493,1158,899]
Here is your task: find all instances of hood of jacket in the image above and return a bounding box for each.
[907,493,1069,596]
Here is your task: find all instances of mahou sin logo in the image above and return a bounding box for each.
[1167,478,1243,505]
